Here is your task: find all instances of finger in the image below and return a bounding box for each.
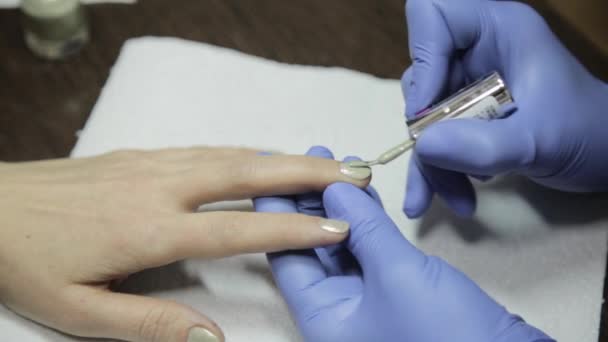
[402,60,466,120]
[401,66,414,118]
[64,287,223,342]
[314,155,365,277]
[158,146,262,162]
[107,146,260,163]
[295,147,350,276]
[404,152,476,219]
[256,186,360,323]
[323,183,426,274]
[305,145,334,159]
[405,0,490,116]
[431,0,503,79]
[252,194,330,313]
[142,211,350,268]
[365,185,383,207]
[169,154,371,209]
[295,146,334,216]
[405,0,453,116]
[404,155,434,218]
[343,155,383,206]
[447,58,467,94]
[415,116,534,176]
[471,174,493,182]
[418,160,477,218]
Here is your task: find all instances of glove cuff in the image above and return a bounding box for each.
[493,315,555,342]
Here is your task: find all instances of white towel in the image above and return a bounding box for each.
[1,37,605,342]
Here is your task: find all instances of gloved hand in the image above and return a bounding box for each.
[254,146,553,342]
[402,0,608,218]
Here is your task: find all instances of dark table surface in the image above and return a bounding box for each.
[1,0,607,340]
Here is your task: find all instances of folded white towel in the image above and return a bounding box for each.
[1,37,604,342]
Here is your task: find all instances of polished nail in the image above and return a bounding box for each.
[320,219,350,234]
[188,327,220,342]
[340,162,372,180]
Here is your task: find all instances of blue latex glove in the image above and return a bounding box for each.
[254,146,553,342]
[402,0,608,218]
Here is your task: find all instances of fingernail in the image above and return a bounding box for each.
[320,219,350,234]
[339,162,371,180]
[402,205,419,219]
[188,327,220,342]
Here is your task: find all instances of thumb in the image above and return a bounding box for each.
[72,289,224,342]
[405,0,498,117]
[323,183,425,273]
[415,116,534,176]
[404,0,453,117]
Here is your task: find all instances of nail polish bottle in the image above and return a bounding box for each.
[21,0,89,60]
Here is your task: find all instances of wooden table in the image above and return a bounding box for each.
[1,0,607,339]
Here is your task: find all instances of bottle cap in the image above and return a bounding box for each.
[21,0,79,19]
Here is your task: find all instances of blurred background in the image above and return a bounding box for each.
[0,0,606,338]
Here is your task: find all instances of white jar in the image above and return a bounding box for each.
[21,0,89,60]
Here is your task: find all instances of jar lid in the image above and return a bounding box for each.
[21,0,79,19]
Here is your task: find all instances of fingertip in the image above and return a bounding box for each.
[306,145,334,159]
[403,201,424,219]
[444,191,477,218]
[411,157,477,218]
[343,155,361,162]
[365,185,383,207]
[432,172,477,218]
[253,196,297,213]
[404,158,433,218]
[339,164,372,187]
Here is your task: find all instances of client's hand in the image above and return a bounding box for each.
[0,147,369,342]
[254,146,552,342]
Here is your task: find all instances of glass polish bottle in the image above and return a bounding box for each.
[21,0,89,60]
[345,72,516,169]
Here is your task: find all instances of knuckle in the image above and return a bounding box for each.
[229,158,263,191]
[137,303,181,342]
[206,212,239,247]
[53,290,102,336]
[130,218,174,265]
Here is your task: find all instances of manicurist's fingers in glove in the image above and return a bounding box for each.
[402,0,608,218]
[255,178,554,342]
